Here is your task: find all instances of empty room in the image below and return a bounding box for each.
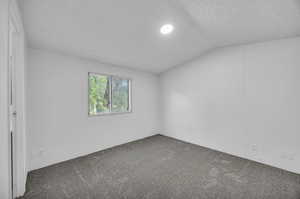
[1,0,300,198]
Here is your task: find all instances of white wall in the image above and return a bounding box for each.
[27,36,300,174]
[160,37,300,174]
[27,48,160,171]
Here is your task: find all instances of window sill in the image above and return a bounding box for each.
[88,111,132,117]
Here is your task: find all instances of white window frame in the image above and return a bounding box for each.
[88,72,132,116]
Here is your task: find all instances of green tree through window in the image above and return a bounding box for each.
[88,73,131,115]
[88,74,110,114]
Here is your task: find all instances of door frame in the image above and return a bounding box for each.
[9,16,17,199]
[8,0,27,198]
[0,0,11,198]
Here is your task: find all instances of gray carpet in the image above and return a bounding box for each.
[21,135,300,199]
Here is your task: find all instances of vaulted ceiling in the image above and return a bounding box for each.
[19,0,300,73]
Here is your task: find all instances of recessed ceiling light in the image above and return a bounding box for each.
[160,24,174,35]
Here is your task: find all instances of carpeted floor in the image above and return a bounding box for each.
[20,135,300,199]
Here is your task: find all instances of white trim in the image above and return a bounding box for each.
[0,0,11,198]
[9,0,27,197]
[9,0,24,34]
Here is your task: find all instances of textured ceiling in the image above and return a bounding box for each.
[19,0,300,73]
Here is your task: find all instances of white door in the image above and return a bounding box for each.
[9,19,17,199]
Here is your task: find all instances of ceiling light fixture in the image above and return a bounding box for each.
[160,24,174,35]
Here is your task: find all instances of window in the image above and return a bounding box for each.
[88,73,131,115]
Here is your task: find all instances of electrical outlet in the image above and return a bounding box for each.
[38,148,45,156]
[251,144,258,152]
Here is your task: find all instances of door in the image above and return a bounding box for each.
[9,19,17,199]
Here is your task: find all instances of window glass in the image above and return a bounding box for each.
[112,77,129,112]
[88,74,110,115]
[88,73,131,115]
